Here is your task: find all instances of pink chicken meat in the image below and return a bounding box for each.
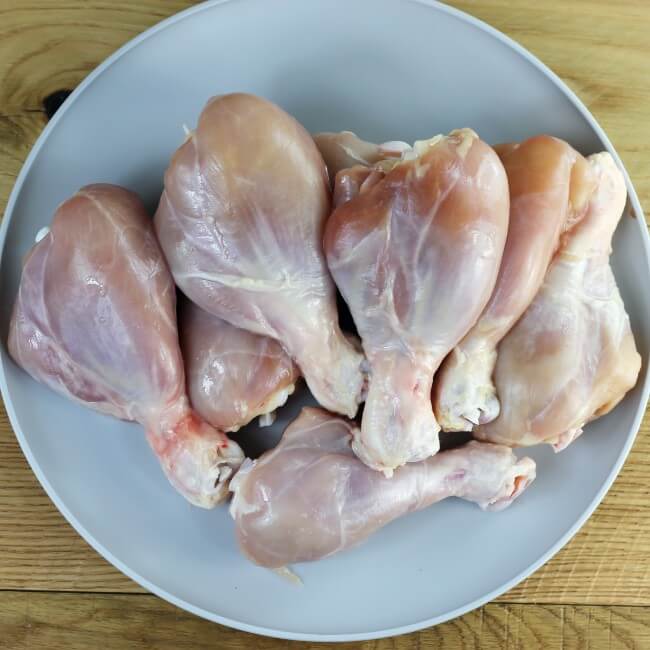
[314,130,411,184]
[230,408,535,568]
[179,299,300,432]
[474,153,641,449]
[155,93,365,418]
[8,184,243,507]
[324,130,510,474]
[434,135,597,431]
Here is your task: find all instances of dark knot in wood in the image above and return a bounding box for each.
[42,89,73,120]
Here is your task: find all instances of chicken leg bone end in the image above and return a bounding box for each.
[147,410,244,508]
[435,346,500,432]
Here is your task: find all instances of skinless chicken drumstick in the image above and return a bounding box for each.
[8,184,243,507]
[473,152,641,450]
[325,129,510,474]
[434,135,597,431]
[179,298,300,433]
[155,93,365,418]
[230,407,535,568]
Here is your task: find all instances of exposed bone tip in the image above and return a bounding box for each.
[35,226,50,243]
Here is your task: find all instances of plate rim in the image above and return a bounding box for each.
[0,0,648,641]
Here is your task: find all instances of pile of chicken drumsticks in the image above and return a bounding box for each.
[9,93,640,569]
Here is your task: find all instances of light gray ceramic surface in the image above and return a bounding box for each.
[0,0,648,642]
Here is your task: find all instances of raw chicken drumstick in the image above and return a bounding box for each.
[8,184,243,507]
[434,135,597,431]
[155,93,365,418]
[179,298,300,432]
[325,129,510,474]
[474,153,641,450]
[230,408,535,568]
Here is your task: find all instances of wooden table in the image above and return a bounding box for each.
[1,1,649,647]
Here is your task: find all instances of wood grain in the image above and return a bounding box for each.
[0,113,44,209]
[2,591,650,650]
[0,0,649,646]
[0,1,192,114]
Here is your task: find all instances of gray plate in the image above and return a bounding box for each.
[0,0,648,642]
